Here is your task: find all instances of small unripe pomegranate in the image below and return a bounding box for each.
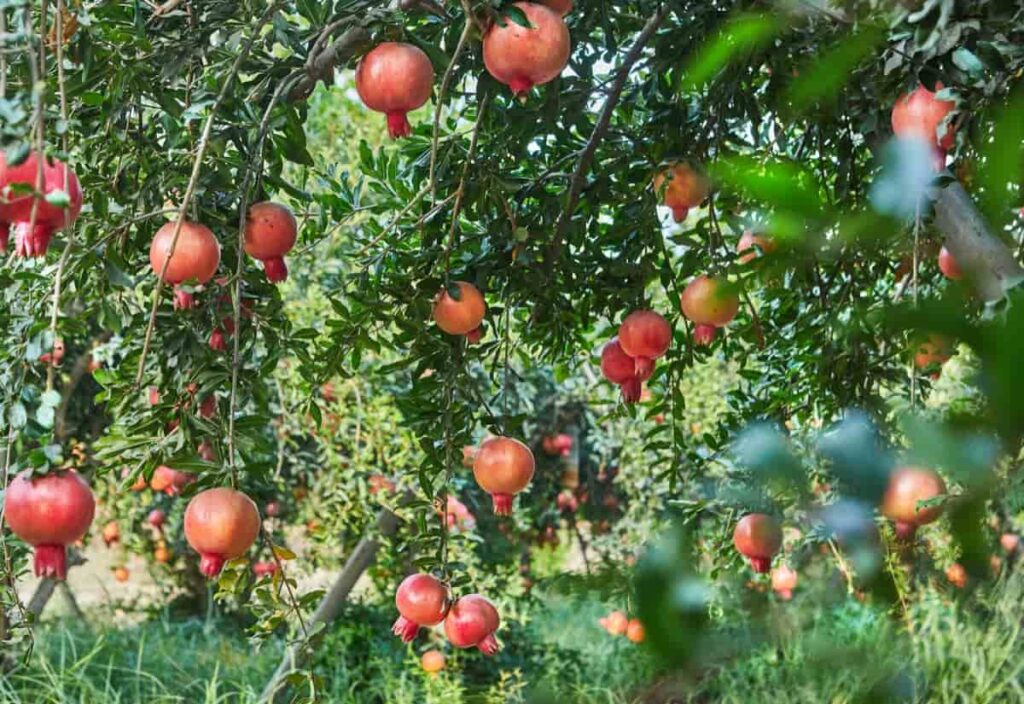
[264,501,281,518]
[149,220,221,310]
[1000,533,1020,553]
[472,436,536,515]
[604,610,628,636]
[433,281,486,339]
[245,202,297,283]
[625,618,645,644]
[881,466,946,540]
[733,513,783,573]
[483,2,570,96]
[618,310,672,379]
[737,230,776,264]
[392,573,451,642]
[199,395,217,419]
[692,323,717,346]
[113,566,130,582]
[945,562,967,588]
[4,469,96,580]
[444,594,501,655]
[184,488,261,578]
[420,649,446,674]
[147,509,166,529]
[599,337,648,404]
[154,545,172,563]
[0,152,83,257]
[102,520,120,547]
[891,83,956,151]
[681,276,739,328]
[355,42,435,138]
[771,564,798,599]
[653,163,709,222]
[938,246,962,280]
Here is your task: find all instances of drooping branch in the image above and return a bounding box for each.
[289,24,371,102]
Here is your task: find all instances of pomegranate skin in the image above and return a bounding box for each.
[618,310,671,379]
[472,436,535,516]
[732,513,783,573]
[653,164,709,222]
[392,573,451,642]
[433,281,486,337]
[681,276,740,327]
[881,466,946,540]
[0,153,83,257]
[355,42,435,138]
[891,83,956,151]
[938,246,962,280]
[444,594,501,655]
[245,201,297,283]
[149,220,221,309]
[4,469,96,580]
[483,2,571,96]
[183,488,261,578]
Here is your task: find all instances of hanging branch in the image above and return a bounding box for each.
[442,94,489,277]
[428,16,473,203]
[134,2,280,388]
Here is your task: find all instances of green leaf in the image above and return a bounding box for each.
[785,26,885,112]
[681,13,780,91]
[503,5,533,29]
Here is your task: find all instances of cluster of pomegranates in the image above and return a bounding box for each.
[541,433,573,457]
[600,310,671,403]
[0,152,82,258]
[392,573,502,655]
[597,610,644,644]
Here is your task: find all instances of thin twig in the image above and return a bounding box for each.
[260,525,311,640]
[351,184,430,257]
[739,287,766,349]
[428,17,472,203]
[441,94,489,279]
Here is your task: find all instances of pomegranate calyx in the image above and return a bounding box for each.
[620,378,642,404]
[13,221,54,258]
[671,206,688,223]
[263,256,288,283]
[173,287,195,310]
[491,493,514,516]
[199,552,227,578]
[34,544,69,580]
[391,615,421,643]
[749,556,772,574]
[509,77,534,95]
[477,633,501,656]
[386,112,413,139]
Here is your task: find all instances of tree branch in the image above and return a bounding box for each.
[289,25,371,102]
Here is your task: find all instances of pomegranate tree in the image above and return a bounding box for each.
[599,337,650,403]
[355,42,435,138]
[653,163,709,222]
[483,2,571,97]
[938,246,962,280]
[3,469,95,579]
[183,487,261,577]
[881,465,946,540]
[0,152,83,257]
[472,436,535,515]
[433,281,486,339]
[149,220,221,309]
[444,594,501,655]
[392,573,450,642]
[244,201,297,283]
[617,310,672,378]
[732,513,782,573]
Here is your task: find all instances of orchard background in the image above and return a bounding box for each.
[1,0,1023,702]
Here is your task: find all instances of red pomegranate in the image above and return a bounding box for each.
[147,509,166,529]
[199,394,217,419]
[392,573,451,642]
[483,2,571,97]
[245,201,297,283]
[737,230,776,264]
[556,490,578,513]
[149,220,221,309]
[732,513,782,573]
[264,501,281,518]
[39,339,65,366]
[653,163,709,222]
[603,610,628,636]
[3,469,95,580]
[421,649,446,674]
[881,465,946,540]
[693,324,717,346]
[1001,533,1020,553]
[355,42,435,139]
[599,337,649,404]
[681,276,740,328]
[770,564,798,600]
[0,152,83,257]
[472,436,536,515]
[444,496,475,532]
[938,246,962,280]
[542,433,573,456]
[150,466,194,496]
[253,560,279,578]
[625,619,645,644]
[945,562,967,589]
[913,334,953,370]
[433,281,486,338]
[444,594,501,655]
[102,520,120,547]
[184,487,261,578]
[891,83,956,151]
[618,310,672,379]
[113,566,130,583]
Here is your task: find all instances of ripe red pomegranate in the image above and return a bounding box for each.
[444,594,501,655]
[600,337,649,403]
[603,610,628,636]
[4,469,95,579]
[681,276,740,328]
[355,42,435,138]
[149,220,221,309]
[147,509,166,529]
[472,436,536,515]
[245,202,297,282]
[771,564,798,600]
[264,501,281,518]
[421,649,446,674]
[150,466,194,496]
[0,152,83,257]
[881,465,946,540]
[625,618,645,644]
[199,394,217,419]
[102,520,120,547]
[737,230,776,264]
[653,163,709,222]
[914,334,953,370]
[542,433,573,456]
[445,496,476,532]
[253,560,279,579]
[618,310,672,378]
[692,324,717,346]
[483,2,570,97]
[184,487,261,578]
[433,281,486,339]
[556,490,578,513]
[732,513,782,573]
[392,573,451,642]
[938,246,962,280]
[891,83,956,151]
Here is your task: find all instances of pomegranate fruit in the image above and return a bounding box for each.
[692,323,717,346]
[154,545,172,563]
[420,649,446,674]
[938,246,962,280]
[39,339,65,366]
[556,490,578,512]
[618,310,672,379]
[3,469,96,580]
[737,230,776,264]
[183,487,261,578]
[604,610,628,636]
[445,496,475,531]
[891,83,956,151]
[113,566,130,583]
[1000,533,1020,553]
[771,564,798,600]
[355,42,435,138]
[681,276,740,328]
[881,465,946,540]
[625,618,645,644]
[102,520,120,547]
[245,201,297,282]
[444,594,501,655]
[599,337,650,404]
[483,2,570,97]
[149,220,221,310]
[732,513,783,573]
[914,334,953,370]
[264,501,281,518]
[150,466,194,496]
[253,560,279,578]
[653,163,709,222]
[433,281,486,338]
[0,152,82,257]
[542,433,573,456]
[945,562,967,588]
[472,436,536,515]
[392,573,451,642]
[147,509,166,529]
